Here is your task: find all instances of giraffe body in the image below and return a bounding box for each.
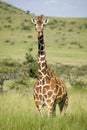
[31,16,68,117]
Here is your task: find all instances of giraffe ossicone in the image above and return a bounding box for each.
[31,16,68,117]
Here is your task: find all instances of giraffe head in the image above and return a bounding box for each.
[31,16,49,37]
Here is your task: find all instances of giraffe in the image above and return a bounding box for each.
[31,16,68,117]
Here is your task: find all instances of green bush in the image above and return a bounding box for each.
[74,78,87,89]
[24,48,38,78]
[0,58,22,90]
[10,77,29,91]
[2,58,20,67]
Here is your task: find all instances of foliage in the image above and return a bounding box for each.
[24,48,38,78]
[74,78,87,89]
[9,77,35,91]
[0,50,37,91]
[0,58,23,91]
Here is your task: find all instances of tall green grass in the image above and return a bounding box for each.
[0,88,87,130]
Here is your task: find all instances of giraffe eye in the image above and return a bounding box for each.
[43,24,45,27]
[34,24,37,30]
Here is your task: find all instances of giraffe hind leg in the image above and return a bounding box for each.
[58,95,68,115]
[52,101,57,116]
[35,99,44,117]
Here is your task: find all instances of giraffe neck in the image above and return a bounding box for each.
[38,34,47,77]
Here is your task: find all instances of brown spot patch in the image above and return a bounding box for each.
[50,85,55,90]
[43,87,47,94]
[42,62,46,68]
[35,86,41,93]
[38,71,42,76]
[45,76,50,84]
[46,99,51,104]
[44,94,47,98]
[45,85,50,90]
[38,63,41,70]
[39,94,42,99]
[42,68,46,75]
[35,100,42,106]
[41,56,45,61]
[47,91,53,97]
[51,94,56,100]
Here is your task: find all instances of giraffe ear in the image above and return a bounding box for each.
[43,19,49,25]
[31,19,36,24]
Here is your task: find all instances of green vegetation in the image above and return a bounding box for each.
[0,1,87,130]
[0,89,87,130]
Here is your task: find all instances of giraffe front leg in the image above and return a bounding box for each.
[48,106,56,117]
[35,100,44,117]
[47,100,57,117]
[38,105,44,117]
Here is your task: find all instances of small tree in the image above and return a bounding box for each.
[24,48,38,78]
[27,10,30,14]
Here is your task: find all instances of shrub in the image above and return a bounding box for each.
[24,41,27,43]
[84,23,87,29]
[10,77,29,91]
[24,19,29,22]
[74,78,87,89]
[5,40,10,43]
[61,23,66,27]
[11,41,15,45]
[68,29,73,32]
[69,42,83,49]
[4,25,11,28]
[59,28,62,30]
[6,16,11,20]
[21,23,31,30]
[0,50,38,91]
[2,58,20,67]
[24,48,38,78]
[53,19,58,23]
[28,35,33,38]
[70,21,76,25]
[0,58,22,88]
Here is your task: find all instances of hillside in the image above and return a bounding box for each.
[0,1,34,60]
[0,1,87,65]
